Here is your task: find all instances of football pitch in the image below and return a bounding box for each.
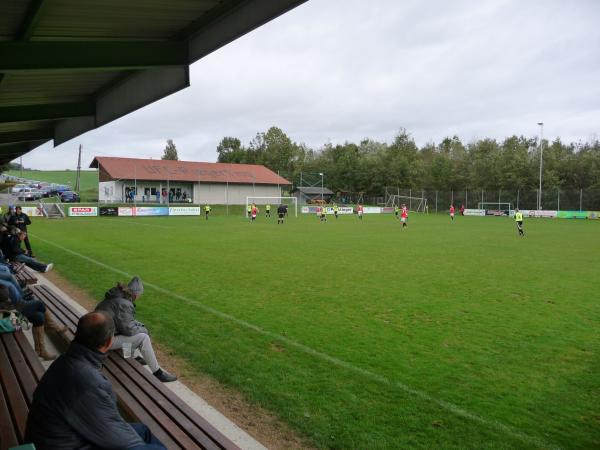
[29,212,599,449]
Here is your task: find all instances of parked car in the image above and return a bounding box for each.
[17,188,42,201]
[59,191,80,203]
[11,184,28,194]
[51,184,71,196]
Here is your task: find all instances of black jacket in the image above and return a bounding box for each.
[25,342,143,450]
[9,212,31,232]
[5,234,24,259]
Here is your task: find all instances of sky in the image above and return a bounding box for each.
[20,0,600,169]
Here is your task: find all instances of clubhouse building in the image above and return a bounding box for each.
[90,157,291,205]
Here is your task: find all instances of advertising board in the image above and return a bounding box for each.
[169,207,201,216]
[118,207,134,216]
[463,209,486,216]
[522,210,558,218]
[68,207,98,217]
[557,211,588,219]
[485,210,509,216]
[363,207,381,214]
[99,207,118,216]
[587,211,600,219]
[134,207,169,216]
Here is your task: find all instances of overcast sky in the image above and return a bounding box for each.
[20,0,600,170]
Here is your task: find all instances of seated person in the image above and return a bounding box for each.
[95,277,177,383]
[0,284,64,360]
[25,312,166,450]
[5,228,53,273]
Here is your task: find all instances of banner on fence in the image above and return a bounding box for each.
[363,207,381,214]
[134,207,169,216]
[19,206,44,217]
[522,210,558,218]
[118,207,134,216]
[68,207,97,217]
[485,209,509,216]
[557,211,588,219]
[169,206,201,216]
[99,206,118,216]
[588,211,600,219]
[463,209,486,216]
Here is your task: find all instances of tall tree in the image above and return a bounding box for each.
[161,139,179,160]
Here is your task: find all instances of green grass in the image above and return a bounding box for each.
[6,169,98,201]
[27,213,599,449]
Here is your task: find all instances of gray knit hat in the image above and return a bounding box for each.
[127,276,144,296]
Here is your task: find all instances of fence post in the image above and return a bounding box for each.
[516,189,520,209]
[465,189,468,208]
[435,191,438,212]
[451,190,454,205]
[580,189,583,211]
[481,189,484,208]
[557,189,560,211]
[409,189,412,210]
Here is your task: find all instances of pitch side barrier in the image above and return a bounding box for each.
[464,209,600,219]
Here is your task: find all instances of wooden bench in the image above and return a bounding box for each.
[32,285,240,450]
[0,328,45,450]
[14,267,37,286]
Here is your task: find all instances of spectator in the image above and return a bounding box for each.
[155,190,161,203]
[25,311,167,449]
[95,277,177,383]
[9,205,33,256]
[0,284,62,360]
[2,205,15,224]
[6,229,53,273]
[161,189,167,204]
[182,191,187,202]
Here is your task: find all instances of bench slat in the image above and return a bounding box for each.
[0,334,29,443]
[13,332,45,383]
[2,334,39,407]
[0,336,20,449]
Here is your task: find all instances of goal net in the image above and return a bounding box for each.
[388,195,428,213]
[245,196,298,217]
[477,202,512,211]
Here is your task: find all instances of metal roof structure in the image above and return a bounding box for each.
[0,0,307,164]
[91,156,291,185]
[293,186,334,195]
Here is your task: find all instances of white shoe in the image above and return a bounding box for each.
[45,263,54,273]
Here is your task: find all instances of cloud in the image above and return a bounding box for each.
[20,0,600,169]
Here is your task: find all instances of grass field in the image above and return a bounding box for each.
[27,212,599,449]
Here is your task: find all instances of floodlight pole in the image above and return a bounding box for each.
[537,122,544,210]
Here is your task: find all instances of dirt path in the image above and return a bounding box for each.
[44,270,315,450]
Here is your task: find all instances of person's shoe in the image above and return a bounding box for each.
[45,263,54,273]
[135,356,147,366]
[153,368,177,383]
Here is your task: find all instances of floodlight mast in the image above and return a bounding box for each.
[319,172,324,201]
[537,122,544,210]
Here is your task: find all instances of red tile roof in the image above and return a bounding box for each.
[90,157,291,185]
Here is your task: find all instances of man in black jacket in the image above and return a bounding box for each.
[9,206,33,256]
[25,311,166,450]
[6,229,53,272]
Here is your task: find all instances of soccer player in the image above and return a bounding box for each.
[514,209,525,236]
[356,203,364,220]
[400,204,408,229]
[265,204,271,218]
[449,204,455,221]
[333,203,339,219]
[394,205,400,220]
[320,205,327,222]
[246,203,252,219]
[250,203,258,222]
[204,204,211,220]
[277,204,287,224]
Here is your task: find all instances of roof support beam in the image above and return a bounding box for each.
[0,140,50,162]
[15,0,48,40]
[0,41,188,73]
[0,128,53,144]
[0,102,95,123]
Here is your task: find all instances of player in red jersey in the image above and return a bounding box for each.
[356,203,364,220]
[449,205,455,221]
[250,204,258,222]
[400,204,408,229]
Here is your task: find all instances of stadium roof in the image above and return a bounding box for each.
[0,0,307,165]
[91,156,291,185]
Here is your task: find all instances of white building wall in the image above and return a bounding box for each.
[193,183,281,205]
[99,181,123,202]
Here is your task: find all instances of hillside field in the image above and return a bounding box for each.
[27,212,599,449]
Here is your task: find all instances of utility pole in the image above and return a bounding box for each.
[537,122,544,210]
[75,144,82,192]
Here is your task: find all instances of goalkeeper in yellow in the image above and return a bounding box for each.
[514,209,525,236]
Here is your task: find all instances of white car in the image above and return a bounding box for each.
[11,183,28,193]
[17,188,42,201]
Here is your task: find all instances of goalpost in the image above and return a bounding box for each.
[245,196,298,217]
[477,202,513,211]
[388,195,428,213]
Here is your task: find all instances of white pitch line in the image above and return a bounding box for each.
[33,235,560,450]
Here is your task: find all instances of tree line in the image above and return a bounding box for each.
[216,127,600,195]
